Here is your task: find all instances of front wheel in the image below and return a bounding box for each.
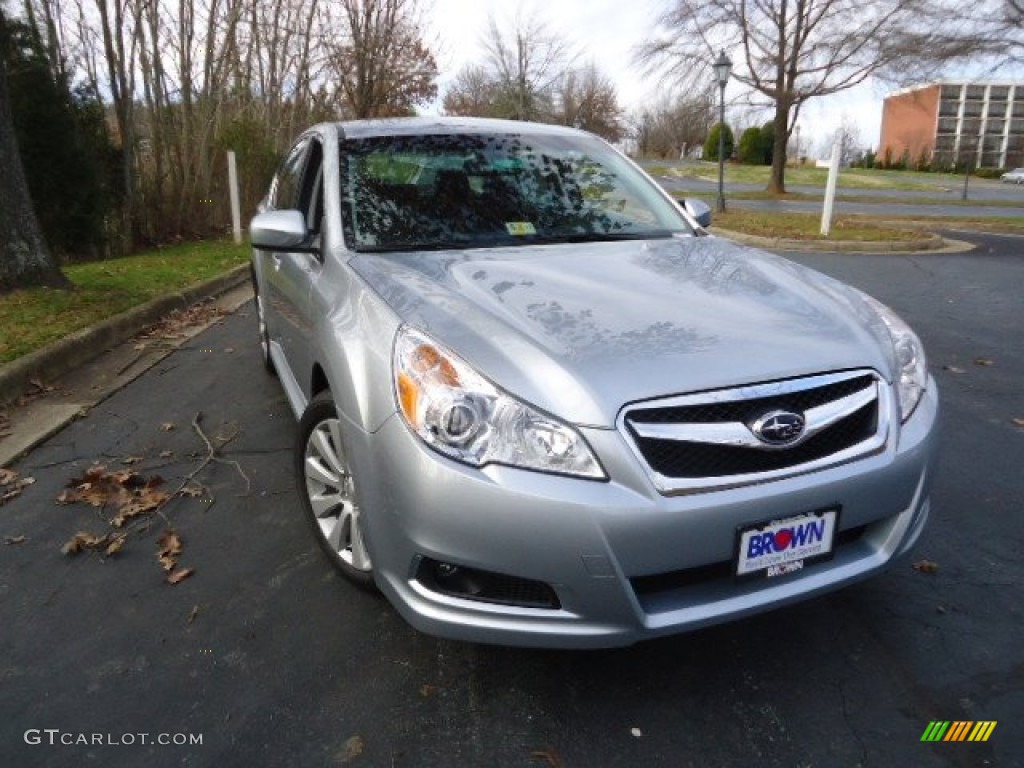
[295,392,375,590]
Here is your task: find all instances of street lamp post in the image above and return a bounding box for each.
[714,50,733,213]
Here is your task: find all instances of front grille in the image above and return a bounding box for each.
[620,370,889,494]
[628,374,875,425]
[634,403,877,478]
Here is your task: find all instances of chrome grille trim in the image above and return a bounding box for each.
[618,370,893,495]
[630,383,878,450]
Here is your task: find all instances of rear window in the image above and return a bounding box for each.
[338,132,691,252]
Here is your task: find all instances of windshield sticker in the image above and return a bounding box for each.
[505,222,537,236]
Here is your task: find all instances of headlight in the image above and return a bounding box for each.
[393,326,606,479]
[861,294,928,421]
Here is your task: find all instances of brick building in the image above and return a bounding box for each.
[879,81,1024,170]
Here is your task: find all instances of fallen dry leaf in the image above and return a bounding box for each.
[16,378,59,406]
[28,377,56,394]
[140,301,225,341]
[530,748,564,768]
[159,450,174,459]
[111,487,170,527]
[942,365,966,374]
[157,529,184,571]
[973,357,994,367]
[0,470,35,507]
[166,567,194,585]
[913,559,939,573]
[338,735,365,764]
[4,535,27,545]
[419,684,438,698]
[120,456,144,465]
[178,483,204,498]
[104,535,128,556]
[1012,418,1024,428]
[59,465,168,524]
[160,422,176,432]
[61,531,110,555]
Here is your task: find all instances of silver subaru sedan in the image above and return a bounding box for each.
[250,117,938,648]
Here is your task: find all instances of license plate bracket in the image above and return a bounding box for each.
[734,506,840,579]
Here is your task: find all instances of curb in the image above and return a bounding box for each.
[0,264,250,406]
[711,227,949,253]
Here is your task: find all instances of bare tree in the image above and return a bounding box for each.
[630,90,716,158]
[639,0,1014,193]
[443,65,502,117]
[10,0,442,247]
[554,63,624,141]
[831,113,862,167]
[0,15,68,291]
[335,0,438,118]
[480,10,575,121]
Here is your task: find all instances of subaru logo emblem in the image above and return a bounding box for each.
[751,410,806,446]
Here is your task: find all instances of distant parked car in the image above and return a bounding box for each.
[250,117,939,648]
[1000,168,1024,183]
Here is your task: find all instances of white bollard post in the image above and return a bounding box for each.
[227,150,242,245]
[820,141,841,237]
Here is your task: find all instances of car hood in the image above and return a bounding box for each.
[350,236,894,427]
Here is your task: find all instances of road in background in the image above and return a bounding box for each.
[1,233,1021,767]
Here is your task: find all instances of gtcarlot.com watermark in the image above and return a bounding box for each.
[25,729,202,747]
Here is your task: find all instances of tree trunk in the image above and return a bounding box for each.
[767,100,790,194]
[0,35,69,293]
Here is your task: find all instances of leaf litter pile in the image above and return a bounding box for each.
[34,411,245,586]
[136,300,225,344]
[57,464,193,583]
[1,468,36,507]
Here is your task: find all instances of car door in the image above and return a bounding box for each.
[260,135,324,393]
[258,136,309,371]
[279,137,326,399]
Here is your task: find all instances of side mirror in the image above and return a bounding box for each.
[250,210,309,250]
[682,198,712,229]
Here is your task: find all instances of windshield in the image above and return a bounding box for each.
[339,132,693,252]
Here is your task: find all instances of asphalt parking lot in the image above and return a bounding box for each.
[1,231,1021,767]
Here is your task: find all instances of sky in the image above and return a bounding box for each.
[426,0,902,158]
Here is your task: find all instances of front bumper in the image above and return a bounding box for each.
[346,381,938,648]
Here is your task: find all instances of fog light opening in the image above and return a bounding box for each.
[416,557,561,610]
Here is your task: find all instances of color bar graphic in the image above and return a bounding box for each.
[921,720,996,742]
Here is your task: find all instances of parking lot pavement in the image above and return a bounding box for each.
[1,235,1022,767]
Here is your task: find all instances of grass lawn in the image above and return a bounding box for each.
[710,210,932,241]
[659,161,975,192]
[0,240,248,365]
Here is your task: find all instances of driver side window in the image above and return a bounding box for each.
[298,139,324,236]
[271,138,310,210]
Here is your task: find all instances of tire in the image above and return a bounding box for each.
[295,392,376,590]
[251,268,276,376]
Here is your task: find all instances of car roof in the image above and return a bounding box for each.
[331,116,589,140]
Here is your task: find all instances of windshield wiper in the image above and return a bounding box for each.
[524,230,675,244]
[356,241,472,253]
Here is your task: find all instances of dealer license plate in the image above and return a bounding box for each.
[735,508,839,578]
